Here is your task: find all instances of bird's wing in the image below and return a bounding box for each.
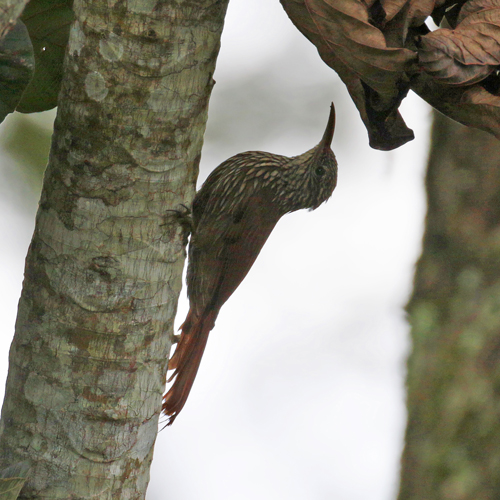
[191,152,288,228]
[187,188,281,318]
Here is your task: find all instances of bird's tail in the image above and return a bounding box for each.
[162,308,216,425]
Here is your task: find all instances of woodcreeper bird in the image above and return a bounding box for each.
[163,104,338,425]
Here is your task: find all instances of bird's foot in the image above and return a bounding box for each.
[162,204,193,245]
[170,332,181,345]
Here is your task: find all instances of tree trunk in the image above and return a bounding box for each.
[0,0,228,498]
[399,111,500,500]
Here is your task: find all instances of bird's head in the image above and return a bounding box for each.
[282,103,338,212]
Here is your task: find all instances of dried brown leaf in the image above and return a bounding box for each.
[303,0,416,97]
[418,0,500,85]
[281,0,417,149]
[380,0,410,23]
[381,0,440,27]
[317,42,415,150]
[282,0,500,149]
[457,0,500,24]
[411,69,500,139]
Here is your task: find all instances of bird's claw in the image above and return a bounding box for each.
[161,204,193,244]
[162,204,192,223]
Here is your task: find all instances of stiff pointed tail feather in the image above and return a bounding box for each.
[162,309,216,425]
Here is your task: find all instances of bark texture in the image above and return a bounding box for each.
[0,0,228,498]
[399,112,500,500]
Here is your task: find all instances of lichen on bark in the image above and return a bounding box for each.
[0,0,229,498]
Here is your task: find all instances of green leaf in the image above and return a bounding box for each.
[17,0,74,113]
[0,21,35,123]
[0,461,30,500]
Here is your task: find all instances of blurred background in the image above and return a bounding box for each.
[0,0,432,498]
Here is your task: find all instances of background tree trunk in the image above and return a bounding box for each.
[399,111,500,500]
[0,0,228,498]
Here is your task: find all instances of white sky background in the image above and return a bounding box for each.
[0,0,431,499]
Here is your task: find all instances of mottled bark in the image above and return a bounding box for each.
[399,112,500,500]
[0,0,228,498]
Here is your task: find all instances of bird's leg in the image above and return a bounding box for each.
[163,203,193,228]
[169,330,181,345]
[162,204,193,246]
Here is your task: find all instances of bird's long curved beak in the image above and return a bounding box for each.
[319,102,335,150]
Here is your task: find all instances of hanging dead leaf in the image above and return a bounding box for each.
[456,0,500,24]
[381,0,440,32]
[318,42,415,150]
[411,69,500,141]
[281,0,500,149]
[280,0,418,150]
[418,0,500,85]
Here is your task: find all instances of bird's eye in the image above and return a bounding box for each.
[315,166,325,176]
